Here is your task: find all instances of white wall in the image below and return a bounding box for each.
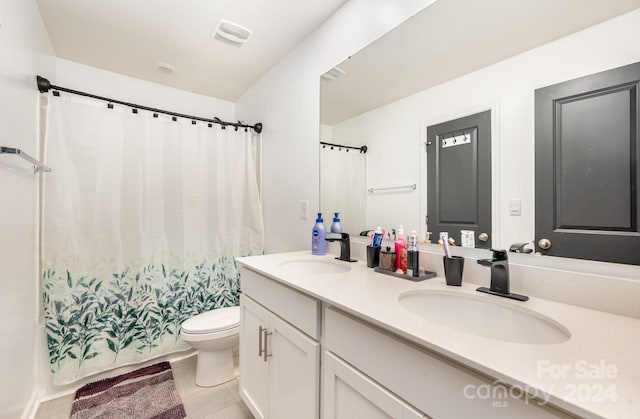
[237,0,435,253]
[0,1,55,417]
[320,124,332,142]
[54,59,235,121]
[331,8,640,249]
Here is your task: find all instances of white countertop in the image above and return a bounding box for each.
[237,251,640,419]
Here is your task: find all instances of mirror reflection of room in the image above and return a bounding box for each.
[319,0,640,262]
[319,126,367,236]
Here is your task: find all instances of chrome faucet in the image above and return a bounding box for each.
[476,249,528,301]
[325,233,357,262]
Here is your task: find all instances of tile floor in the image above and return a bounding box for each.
[34,354,253,419]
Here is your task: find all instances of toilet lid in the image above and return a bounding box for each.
[181,306,240,334]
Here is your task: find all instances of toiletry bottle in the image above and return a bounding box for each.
[394,225,407,274]
[312,213,327,255]
[372,226,383,247]
[407,230,419,277]
[330,212,343,233]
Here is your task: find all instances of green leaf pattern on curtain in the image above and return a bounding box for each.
[42,255,243,384]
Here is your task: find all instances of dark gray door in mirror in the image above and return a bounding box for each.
[427,110,492,248]
[535,62,640,265]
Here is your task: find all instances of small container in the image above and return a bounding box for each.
[379,246,396,271]
[330,212,343,233]
[443,256,464,286]
[311,213,327,255]
[366,245,381,268]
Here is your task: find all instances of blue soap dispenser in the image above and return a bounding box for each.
[330,212,343,233]
[312,213,327,255]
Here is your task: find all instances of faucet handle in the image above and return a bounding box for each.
[490,249,508,261]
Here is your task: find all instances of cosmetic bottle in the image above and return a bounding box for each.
[372,226,383,247]
[330,212,343,233]
[312,213,327,255]
[394,225,407,274]
[407,230,419,277]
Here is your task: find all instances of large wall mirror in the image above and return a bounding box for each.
[320,0,640,255]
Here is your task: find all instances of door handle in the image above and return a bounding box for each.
[538,238,552,250]
[478,232,489,242]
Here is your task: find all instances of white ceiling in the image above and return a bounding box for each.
[36,0,349,101]
[321,0,640,125]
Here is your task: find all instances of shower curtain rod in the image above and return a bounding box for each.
[36,76,263,134]
[320,141,367,153]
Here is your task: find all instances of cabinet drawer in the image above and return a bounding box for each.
[241,267,321,339]
[324,307,572,419]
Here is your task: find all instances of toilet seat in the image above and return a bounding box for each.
[181,306,240,334]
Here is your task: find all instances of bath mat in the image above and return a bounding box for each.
[69,362,187,419]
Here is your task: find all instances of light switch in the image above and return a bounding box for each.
[508,199,521,216]
[300,200,309,219]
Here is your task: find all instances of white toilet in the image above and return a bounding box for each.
[181,306,240,387]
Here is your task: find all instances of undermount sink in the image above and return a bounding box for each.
[398,291,570,345]
[278,259,351,275]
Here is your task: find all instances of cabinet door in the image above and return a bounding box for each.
[268,314,320,419]
[535,61,640,264]
[323,352,425,419]
[239,295,270,419]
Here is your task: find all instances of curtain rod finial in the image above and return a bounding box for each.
[37,75,51,93]
[253,122,263,134]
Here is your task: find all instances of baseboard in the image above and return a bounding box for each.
[20,390,41,419]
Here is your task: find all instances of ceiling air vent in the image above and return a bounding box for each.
[214,19,252,46]
[321,67,346,81]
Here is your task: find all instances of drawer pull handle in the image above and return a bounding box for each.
[258,325,266,357]
[263,328,272,362]
[259,326,272,361]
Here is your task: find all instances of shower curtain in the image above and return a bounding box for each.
[320,146,366,234]
[41,94,264,385]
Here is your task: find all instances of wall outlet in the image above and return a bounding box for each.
[300,200,309,219]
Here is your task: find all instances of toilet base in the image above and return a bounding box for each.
[195,347,236,387]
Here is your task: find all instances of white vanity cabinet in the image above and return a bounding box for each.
[239,294,269,419]
[238,261,574,419]
[239,268,321,419]
[324,307,573,419]
[323,351,426,419]
[236,252,640,418]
